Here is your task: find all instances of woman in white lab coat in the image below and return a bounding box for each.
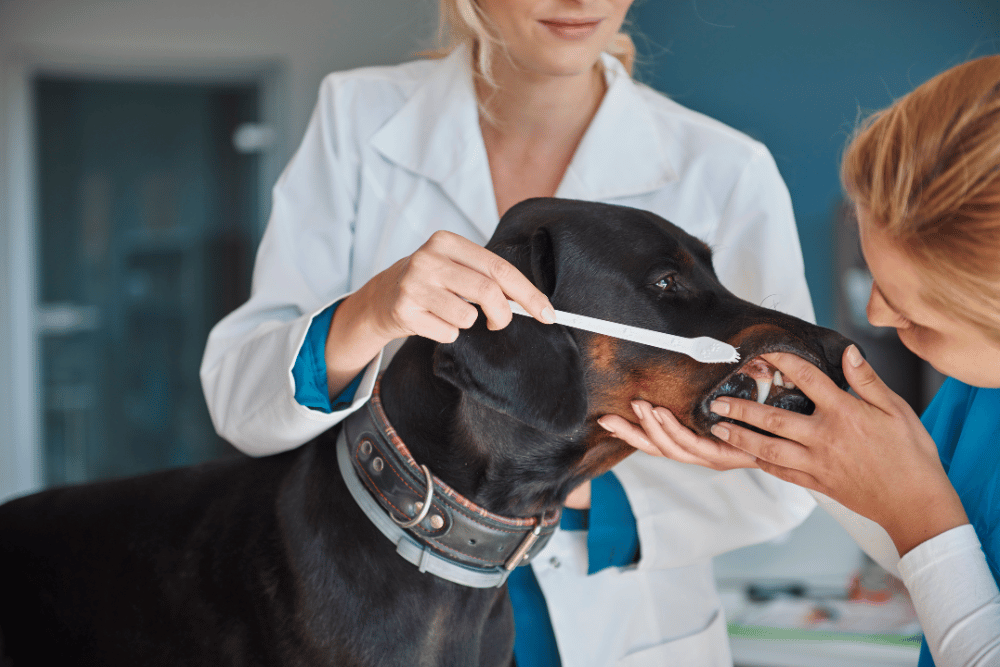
[201,0,818,664]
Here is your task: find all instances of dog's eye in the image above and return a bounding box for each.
[653,275,677,292]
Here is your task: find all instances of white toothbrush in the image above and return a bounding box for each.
[508,301,740,364]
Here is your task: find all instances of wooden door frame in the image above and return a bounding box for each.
[0,51,286,502]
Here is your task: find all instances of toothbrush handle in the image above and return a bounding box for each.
[507,301,739,363]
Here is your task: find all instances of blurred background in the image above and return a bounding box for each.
[0,1,997,665]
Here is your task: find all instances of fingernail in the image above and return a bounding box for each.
[540,306,556,324]
[711,424,730,440]
[651,408,665,425]
[598,418,615,434]
[631,400,644,419]
[846,344,864,368]
[710,399,730,416]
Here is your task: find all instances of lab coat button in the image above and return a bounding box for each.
[549,557,560,569]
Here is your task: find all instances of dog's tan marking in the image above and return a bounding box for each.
[586,335,619,373]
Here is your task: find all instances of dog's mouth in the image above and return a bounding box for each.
[702,354,819,436]
[710,355,815,413]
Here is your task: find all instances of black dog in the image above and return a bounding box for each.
[0,198,853,666]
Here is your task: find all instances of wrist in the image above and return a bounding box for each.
[324,291,392,393]
[883,486,968,557]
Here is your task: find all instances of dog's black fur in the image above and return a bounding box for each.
[0,198,853,666]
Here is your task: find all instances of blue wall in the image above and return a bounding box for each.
[630,0,999,326]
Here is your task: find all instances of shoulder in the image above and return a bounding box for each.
[308,57,448,155]
[925,378,979,421]
[922,377,997,467]
[317,57,438,112]
[630,81,774,171]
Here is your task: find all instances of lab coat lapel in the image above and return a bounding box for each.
[371,49,678,237]
[556,54,677,202]
[370,45,500,241]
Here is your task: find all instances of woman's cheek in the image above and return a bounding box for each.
[898,326,948,370]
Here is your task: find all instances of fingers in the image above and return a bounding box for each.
[597,414,659,456]
[709,395,811,444]
[645,404,757,469]
[759,352,843,408]
[423,232,554,329]
[840,344,898,413]
[753,458,823,493]
[402,308,471,345]
[763,347,898,416]
[709,418,812,473]
[478,254,554,328]
[388,252,479,339]
[710,417,824,493]
[600,402,758,471]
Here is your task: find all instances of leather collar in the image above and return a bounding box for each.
[338,380,561,588]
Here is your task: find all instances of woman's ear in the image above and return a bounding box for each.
[431,313,587,434]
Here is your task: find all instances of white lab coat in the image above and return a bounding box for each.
[201,45,819,666]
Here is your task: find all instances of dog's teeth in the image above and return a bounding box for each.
[755,377,773,404]
[774,370,784,388]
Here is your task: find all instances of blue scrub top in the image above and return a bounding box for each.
[917,378,1000,667]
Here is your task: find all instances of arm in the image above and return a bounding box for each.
[809,490,901,578]
[899,525,1000,667]
[201,78,555,457]
[612,352,1000,664]
[714,359,1000,665]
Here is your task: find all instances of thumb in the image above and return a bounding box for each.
[842,344,894,409]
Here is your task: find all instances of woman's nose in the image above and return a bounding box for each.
[865,282,902,328]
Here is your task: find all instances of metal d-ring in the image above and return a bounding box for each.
[392,464,434,529]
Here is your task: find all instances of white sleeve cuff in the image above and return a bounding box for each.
[898,524,1000,667]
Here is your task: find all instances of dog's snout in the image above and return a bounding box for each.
[816,330,857,383]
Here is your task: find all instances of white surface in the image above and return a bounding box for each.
[730,637,919,667]
[716,507,923,667]
[715,501,867,588]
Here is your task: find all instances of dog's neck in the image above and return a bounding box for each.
[379,337,593,519]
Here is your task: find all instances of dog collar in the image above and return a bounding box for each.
[337,381,561,588]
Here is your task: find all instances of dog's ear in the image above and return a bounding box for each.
[432,314,587,434]
[489,218,561,298]
[528,227,557,297]
[433,225,585,433]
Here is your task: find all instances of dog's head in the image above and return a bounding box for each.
[432,198,854,510]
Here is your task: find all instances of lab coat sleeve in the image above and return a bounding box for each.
[899,524,1000,667]
[611,147,817,570]
[200,76,380,456]
[810,490,901,578]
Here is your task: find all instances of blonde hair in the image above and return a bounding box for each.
[423,0,636,93]
[841,54,1000,345]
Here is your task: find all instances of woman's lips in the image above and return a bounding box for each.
[539,18,603,40]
